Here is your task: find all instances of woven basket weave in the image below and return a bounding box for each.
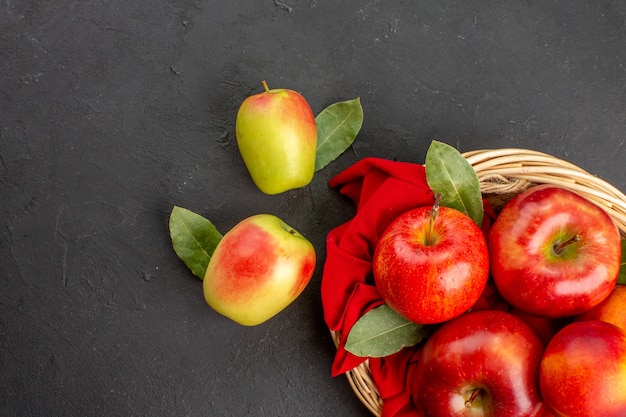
[331,148,626,417]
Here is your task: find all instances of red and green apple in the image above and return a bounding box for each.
[203,214,316,326]
[235,81,317,195]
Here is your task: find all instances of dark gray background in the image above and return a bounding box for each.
[2,1,625,416]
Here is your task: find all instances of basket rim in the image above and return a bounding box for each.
[465,148,626,236]
[331,148,626,416]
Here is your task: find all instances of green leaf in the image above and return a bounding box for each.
[618,239,626,285]
[169,206,223,280]
[314,97,363,171]
[345,304,427,358]
[425,140,484,226]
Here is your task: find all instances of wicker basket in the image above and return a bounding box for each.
[331,148,626,417]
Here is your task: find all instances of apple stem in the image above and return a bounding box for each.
[464,388,482,408]
[425,193,443,246]
[261,80,270,92]
[553,234,582,255]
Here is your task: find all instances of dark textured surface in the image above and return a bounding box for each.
[2,1,625,416]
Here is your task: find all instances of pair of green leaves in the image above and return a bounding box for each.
[168,97,364,280]
[344,141,484,358]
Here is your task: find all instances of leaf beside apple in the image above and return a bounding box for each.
[425,140,484,226]
[314,97,363,172]
[169,206,222,280]
[345,304,427,357]
[617,239,626,285]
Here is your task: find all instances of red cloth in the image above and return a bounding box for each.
[321,157,433,416]
[321,157,497,417]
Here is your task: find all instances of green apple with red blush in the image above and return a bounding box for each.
[235,81,317,195]
[203,214,316,326]
[488,185,622,318]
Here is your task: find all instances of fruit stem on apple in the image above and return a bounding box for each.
[464,388,482,408]
[553,234,582,255]
[261,80,270,92]
[425,193,443,246]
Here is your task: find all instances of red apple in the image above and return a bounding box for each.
[574,284,626,332]
[541,407,559,417]
[510,307,570,347]
[489,185,621,318]
[236,81,317,195]
[540,320,626,417]
[469,279,510,313]
[373,204,489,324]
[413,309,545,417]
[203,214,316,326]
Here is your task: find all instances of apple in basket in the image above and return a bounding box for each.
[539,320,626,417]
[488,185,622,318]
[574,284,626,332]
[541,407,558,417]
[203,214,316,326]
[373,199,489,324]
[413,309,545,417]
[509,307,569,346]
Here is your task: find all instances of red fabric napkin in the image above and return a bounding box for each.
[321,157,433,416]
[321,157,497,417]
